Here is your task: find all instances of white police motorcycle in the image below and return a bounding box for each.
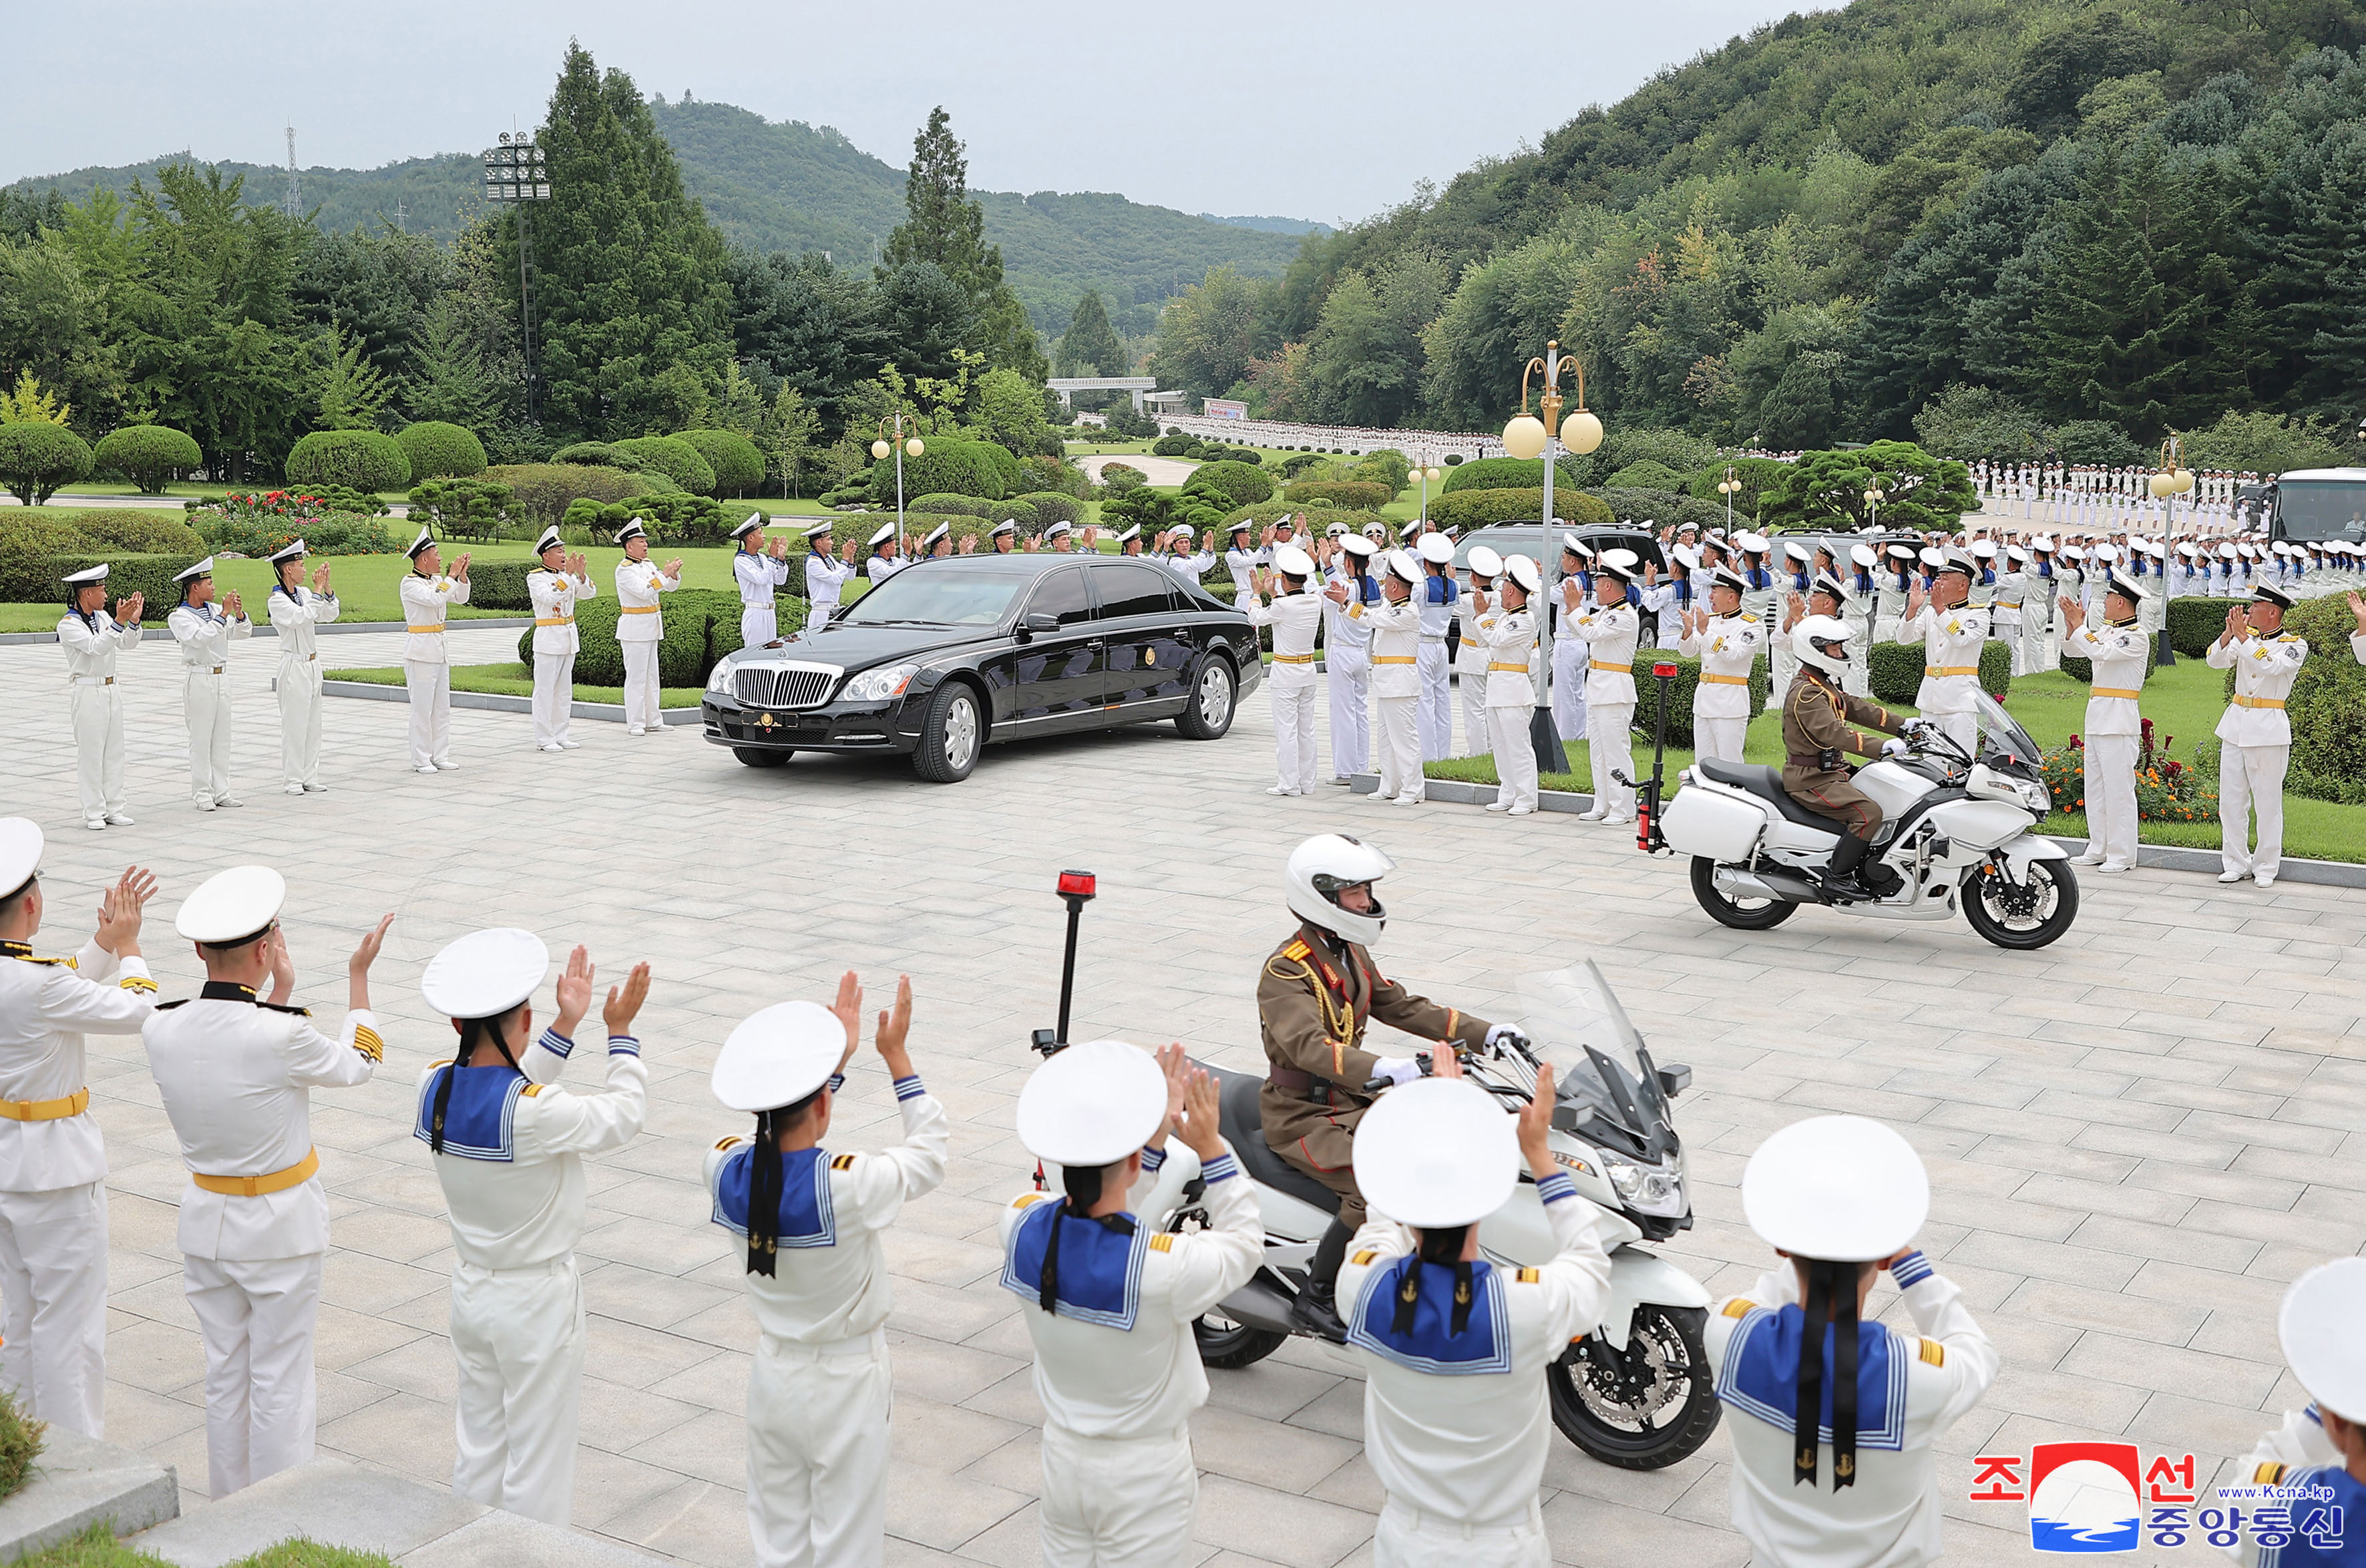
[1134,962,1722,1472]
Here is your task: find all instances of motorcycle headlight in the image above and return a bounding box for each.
[706,660,734,693]
[1601,1155,1688,1218]
[842,662,919,703]
[2017,778,2051,814]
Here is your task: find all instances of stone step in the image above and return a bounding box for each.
[128,1459,668,1568]
[0,1427,181,1561]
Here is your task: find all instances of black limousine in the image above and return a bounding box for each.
[701,554,1263,781]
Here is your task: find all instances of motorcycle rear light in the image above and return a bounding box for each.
[1057,870,1097,899]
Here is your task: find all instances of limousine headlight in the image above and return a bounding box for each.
[842,662,920,702]
[706,660,733,693]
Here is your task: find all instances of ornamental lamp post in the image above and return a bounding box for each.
[2148,436,2194,664]
[1863,486,1883,533]
[869,413,926,556]
[1412,455,1444,526]
[1503,340,1603,777]
[482,131,552,423]
[1718,466,1742,530]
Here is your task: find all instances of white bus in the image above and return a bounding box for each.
[2271,467,2366,545]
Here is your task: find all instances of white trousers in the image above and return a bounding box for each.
[450,1257,584,1527]
[183,667,234,803]
[1695,715,1747,764]
[743,602,779,649]
[532,652,575,747]
[1549,640,1587,741]
[69,684,128,820]
[1842,640,1870,700]
[1459,671,1491,758]
[1376,697,1422,802]
[2086,732,2139,869]
[277,658,323,786]
[1269,680,1318,793]
[2021,621,2059,674]
[1415,643,1450,761]
[405,660,451,767]
[1374,1499,1549,1568]
[809,595,839,630]
[747,1332,892,1568]
[1933,710,1978,755]
[1327,656,1369,777]
[2219,743,2289,881]
[1769,642,1795,703]
[184,1251,323,1498]
[1489,708,1537,810]
[621,642,662,731]
[1588,703,1635,821]
[1038,1422,1197,1568]
[0,1183,108,1439]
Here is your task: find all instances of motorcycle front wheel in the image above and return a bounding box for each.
[1962,856,2080,950]
[1193,1309,1287,1370]
[1549,1304,1721,1470]
[1689,857,1796,930]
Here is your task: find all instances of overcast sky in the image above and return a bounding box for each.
[9,0,1804,224]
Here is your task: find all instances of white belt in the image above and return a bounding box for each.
[1418,634,1447,644]
[69,675,114,687]
[759,1326,886,1361]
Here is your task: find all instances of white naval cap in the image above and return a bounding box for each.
[731,514,766,541]
[533,526,565,556]
[1383,548,1424,585]
[802,520,834,541]
[1502,553,1542,595]
[2030,535,2056,552]
[1352,1076,1520,1229]
[1014,1039,1167,1169]
[172,556,216,584]
[1045,520,1073,539]
[1361,522,1390,540]
[1709,565,1749,596]
[421,928,551,1021]
[1937,547,1976,576]
[1340,534,1377,560]
[1850,544,1879,568]
[175,865,286,945]
[920,522,950,550]
[1782,540,1812,564]
[2007,545,2029,565]
[1272,543,1315,578]
[61,562,110,586]
[1112,524,1141,545]
[1742,1115,1929,1262]
[614,518,648,545]
[1671,545,1700,570]
[712,1000,845,1113]
[1734,531,1770,554]
[1560,532,1591,559]
[1918,546,1947,569]
[1325,522,1348,539]
[2106,566,2148,602]
[1466,545,1504,579]
[1595,547,1640,583]
[1415,532,1454,565]
[266,539,308,566]
[1166,524,1193,540]
[405,526,435,559]
[867,522,898,548]
[2279,1257,2366,1420]
[990,519,1018,539]
[0,818,41,900]
[1969,540,1997,560]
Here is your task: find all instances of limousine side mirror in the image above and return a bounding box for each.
[1018,612,1058,641]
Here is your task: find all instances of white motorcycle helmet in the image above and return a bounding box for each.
[1285,834,1396,948]
[1792,614,1853,680]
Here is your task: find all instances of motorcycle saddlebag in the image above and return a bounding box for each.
[1661,779,1766,862]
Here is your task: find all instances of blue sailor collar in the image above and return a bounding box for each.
[1347,1257,1513,1375]
[1000,1199,1149,1330]
[1716,1302,1908,1450]
[711,1144,837,1249]
[2254,1464,2361,1565]
[415,1063,529,1162]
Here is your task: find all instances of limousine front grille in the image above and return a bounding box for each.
[733,665,839,709]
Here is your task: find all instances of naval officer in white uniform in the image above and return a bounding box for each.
[1243,544,1326,797]
[144,867,394,1497]
[0,822,157,1438]
[264,542,338,795]
[2208,583,2309,888]
[168,558,252,812]
[399,528,471,773]
[706,973,946,1568]
[416,929,650,1526]
[59,564,144,830]
[612,520,682,736]
[803,522,856,629]
[525,526,596,753]
[2060,567,2150,874]
[733,515,793,650]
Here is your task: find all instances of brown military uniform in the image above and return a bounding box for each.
[1257,923,1491,1227]
[1780,668,1905,839]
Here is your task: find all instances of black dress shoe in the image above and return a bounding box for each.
[1290,1289,1349,1342]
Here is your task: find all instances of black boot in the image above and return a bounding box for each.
[1291,1217,1353,1341]
[1820,833,1872,902]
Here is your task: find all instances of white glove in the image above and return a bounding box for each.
[1372,1055,1424,1087]
[1881,737,1909,758]
[1485,1024,1528,1050]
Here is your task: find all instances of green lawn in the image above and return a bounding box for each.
[325,663,706,709]
[23,1524,393,1568]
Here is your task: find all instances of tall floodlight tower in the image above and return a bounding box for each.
[284,128,301,218]
[483,130,552,423]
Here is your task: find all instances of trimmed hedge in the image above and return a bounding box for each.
[1284,480,1391,510]
[40,508,206,554]
[675,429,765,496]
[560,492,731,545]
[1628,652,1770,747]
[1866,638,2013,705]
[1219,499,1393,538]
[285,430,409,493]
[0,422,93,504]
[469,561,535,610]
[867,439,1006,503]
[0,550,202,605]
[1016,492,1085,528]
[1439,456,1585,495]
[909,494,1042,531]
[92,425,202,494]
[511,586,796,687]
[550,441,640,469]
[1605,460,1686,490]
[2166,596,2230,658]
[1584,487,1724,532]
[0,514,96,554]
[485,463,678,526]
[1182,460,1273,508]
[397,421,488,479]
[2280,595,2366,789]
[1429,488,1616,530]
[190,512,397,557]
[614,436,715,496]
[407,478,516,541]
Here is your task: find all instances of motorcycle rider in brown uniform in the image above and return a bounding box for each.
[1784,615,1914,901]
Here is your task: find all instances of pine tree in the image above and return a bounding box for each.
[313,325,396,430]
[879,108,1045,382]
[1054,290,1127,377]
[402,297,501,429]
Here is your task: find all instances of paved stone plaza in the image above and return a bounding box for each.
[7,625,2364,1567]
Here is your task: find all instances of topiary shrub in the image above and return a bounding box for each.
[93,425,202,494]
[1099,463,1147,496]
[0,514,99,554]
[485,463,678,526]
[285,430,410,494]
[407,478,517,541]
[1019,454,1090,498]
[674,429,765,496]
[0,423,94,505]
[0,550,201,605]
[867,439,1006,504]
[56,508,206,554]
[397,421,489,479]
[1605,460,1686,491]
[514,587,763,688]
[1628,652,1770,747]
[1429,488,1615,530]
[1152,434,1195,457]
[1016,492,1085,529]
[1183,459,1273,509]
[909,494,995,518]
[2280,595,2366,790]
[2166,596,2227,658]
[1439,456,1585,496]
[467,560,536,610]
[614,435,717,496]
[0,1386,41,1499]
[550,441,641,469]
[1866,638,2012,705]
[1284,480,1391,510]
[558,492,730,546]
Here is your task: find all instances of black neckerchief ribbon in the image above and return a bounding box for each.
[1794,1259,1862,1489]
[429,1020,520,1155]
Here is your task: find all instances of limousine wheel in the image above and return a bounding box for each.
[913,683,982,783]
[1177,656,1236,741]
[733,747,790,768]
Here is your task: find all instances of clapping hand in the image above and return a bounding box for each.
[840,538,856,563]
[554,945,594,1036]
[311,562,333,593]
[264,926,295,1004]
[94,865,156,954]
[1470,588,1489,614]
[664,558,683,578]
[2059,596,2084,632]
[1324,578,1350,605]
[1906,584,1927,616]
[958,535,977,555]
[1517,1061,1557,1179]
[2347,590,2366,637]
[2224,604,2248,641]
[873,974,913,1079]
[1561,578,1582,610]
[1260,524,1277,548]
[826,968,863,1074]
[453,553,471,580]
[116,593,144,624]
[603,961,651,1035]
[223,589,244,618]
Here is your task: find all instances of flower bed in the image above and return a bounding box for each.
[2039,719,2216,823]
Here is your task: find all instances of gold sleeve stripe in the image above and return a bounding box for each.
[1919,1338,1945,1367]
[521,1084,544,1097]
[1351,1250,1378,1266]
[2255,1463,2287,1486]
[714,1137,742,1151]
[1722,1298,1753,1319]
[351,1026,384,1063]
[1012,1191,1050,1209]
[1147,1233,1174,1252]
[831,1153,857,1171]
[1517,1267,1541,1284]
[120,976,157,994]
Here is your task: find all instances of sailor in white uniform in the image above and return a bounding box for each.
[415,929,650,1526]
[1551,538,1591,745]
[1708,1116,1998,1568]
[803,522,855,630]
[2208,584,2309,888]
[1000,1040,1261,1568]
[706,974,946,1568]
[526,527,596,753]
[734,515,793,650]
[1770,541,1812,694]
[1223,522,1268,596]
[1872,546,1915,646]
[1413,532,1458,761]
[264,542,338,795]
[1570,550,1642,825]
[982,518,1020,555]
[2216,1258,2366,1568]
[0,823,156,1438]
[1992,546,2028,674]
[1840,547,1879,699]
[1453,546,1502,759]
[1347,550,1428,805]
[1244,544,1326,797]
[167,558,251,811]
[862,524,905,583]
[918,521,954,561]
[2061,567,2150,874]
[58,565,144,831]
[399,528,471,773]
[612,520,682,736]
[1163,526,1215,583]
[1322,536,1378,783]
[1338,1059,1614,1567]
[1476,555,1541,813]
[1678,566,1763,764]
[144,868,394,1498]
[1895,549,1990,757]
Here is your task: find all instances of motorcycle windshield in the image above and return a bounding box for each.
[1516,962,1674,1163]
[1973,692,2043,769]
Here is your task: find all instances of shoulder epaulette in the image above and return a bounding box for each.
[714,1136,743,1152]
[1516,1266,1541,1284]
[153,998,191,1011]
[1147,1233,1174,1252]
[521,1084,545,1097]
[2254,1462,2288,1486]
[1739,613,1759,622]
[11,954,71,966]
[1281,938,1310,961]
[1351,1249,1377,1266]
[1721,1297,1753,1319]
[258,1000,311,1016]
[831,1153,857,1171]
[1918,1337,1945,1367]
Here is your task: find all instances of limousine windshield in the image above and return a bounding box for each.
[835,562,1031,626]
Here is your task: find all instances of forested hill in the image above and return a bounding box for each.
[3,97,1307,339]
